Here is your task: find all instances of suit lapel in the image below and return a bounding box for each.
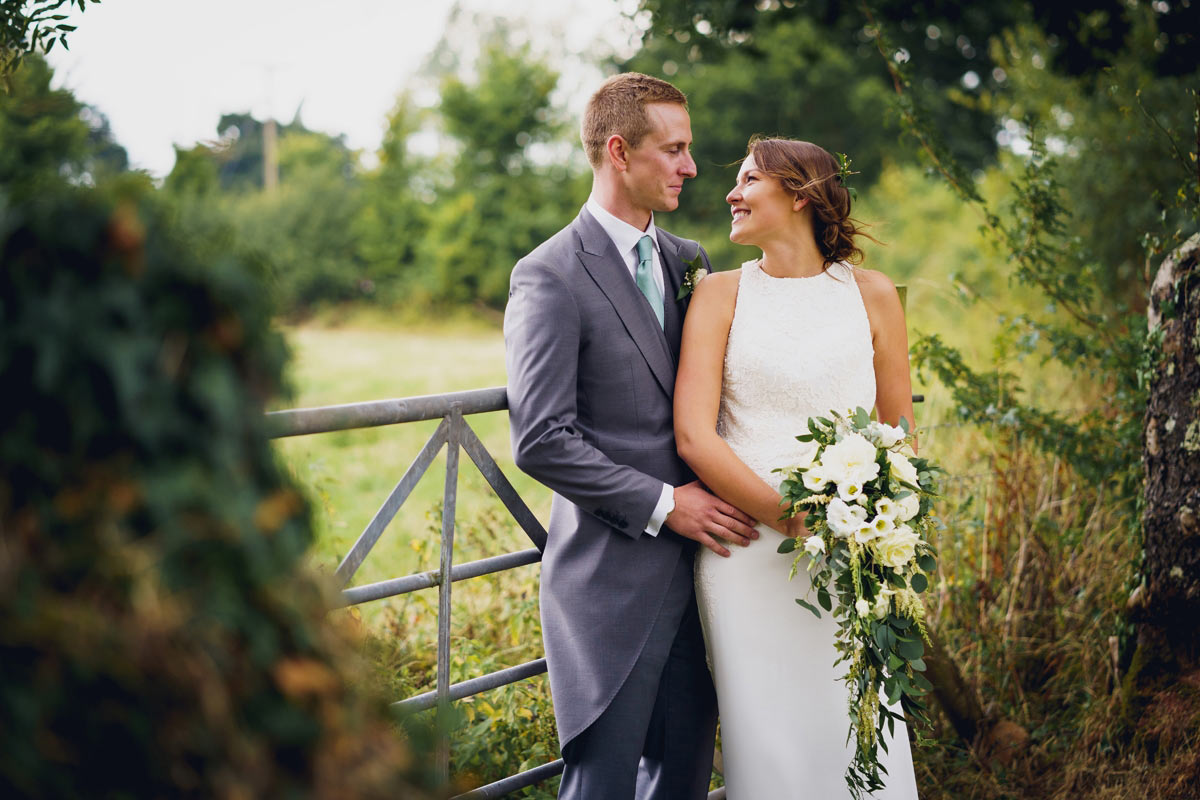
[657,230,687,362]
[574,209,676,400]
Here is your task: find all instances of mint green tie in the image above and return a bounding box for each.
[636,235,664,329]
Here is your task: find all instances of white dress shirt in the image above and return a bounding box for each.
[584,196,676,536]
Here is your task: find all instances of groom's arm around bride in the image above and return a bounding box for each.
[503,72,756,800]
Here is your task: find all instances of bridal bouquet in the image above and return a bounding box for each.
[775,407,940,799]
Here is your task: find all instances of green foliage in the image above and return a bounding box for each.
[438,39,563,179]
[778,410,938,798]
[363,507,559,798]
[353,93,430,301]
[0,149,441,798]
[0,0,98,77]
[418,38,586,308]
[625,13,901,233]
[164,118,370,311]
[0,53,127,195]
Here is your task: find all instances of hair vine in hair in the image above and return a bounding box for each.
[834,152,859,201]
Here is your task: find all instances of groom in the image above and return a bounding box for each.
[504,73,758,799]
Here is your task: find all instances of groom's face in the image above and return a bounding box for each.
[622,102,696,215]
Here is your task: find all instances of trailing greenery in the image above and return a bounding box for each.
[0,137,444,799]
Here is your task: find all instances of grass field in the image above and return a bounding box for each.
[273,312,552,606]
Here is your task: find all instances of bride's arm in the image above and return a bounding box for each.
[856,268,918,454]
[674,271,796,535]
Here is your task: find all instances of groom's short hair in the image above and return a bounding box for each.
[582,72,688,169]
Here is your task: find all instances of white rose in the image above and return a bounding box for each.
[887,450,920,488]
[803,535,826,557]
[872,524,921,569]
[896,492,920,522]
[826,498,867,538]
[855,598,871,617]
[821,432,881,486]
[874,496,898,520]
[873,588,894,620]
[865,421,906,448]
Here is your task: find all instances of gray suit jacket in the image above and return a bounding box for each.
[504,206,711,747]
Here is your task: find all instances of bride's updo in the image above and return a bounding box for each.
[746,136,869,267]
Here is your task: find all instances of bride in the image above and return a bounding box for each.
[674,137,921,798]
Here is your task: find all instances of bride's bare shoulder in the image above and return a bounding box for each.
[688,267,741,321]
[851,266,903,307]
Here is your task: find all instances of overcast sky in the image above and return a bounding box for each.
[47,0,640,177]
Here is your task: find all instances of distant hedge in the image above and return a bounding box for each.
[0,179,441,798]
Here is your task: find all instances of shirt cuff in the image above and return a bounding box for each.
[644,482,675,537]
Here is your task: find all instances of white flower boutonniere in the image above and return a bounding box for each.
[676,250,709,300]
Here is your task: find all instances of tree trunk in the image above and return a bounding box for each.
[1133,232,1200,691]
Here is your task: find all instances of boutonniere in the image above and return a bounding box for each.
[676,250,709,300]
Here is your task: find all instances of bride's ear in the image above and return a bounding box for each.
[793,195,810,212]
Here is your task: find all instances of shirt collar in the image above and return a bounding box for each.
[586,195,658,258]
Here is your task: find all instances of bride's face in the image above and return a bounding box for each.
[726,152,805,246]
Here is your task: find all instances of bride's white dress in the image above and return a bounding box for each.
[695,259,920,799]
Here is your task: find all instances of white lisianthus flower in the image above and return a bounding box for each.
[865,421,906,448]
[873,588,894,620]
[872,524,921,569]
[874,496,898,520]
[827,498,867,538]
[801,466,830,492]
[855,598,871,617]
[896,492,920,522]
[820,432,881,486]
[887,450,920,488]
[869,514,896,538]
[837,480,864,504]
[854,521,878,544]
[803,535,826,557]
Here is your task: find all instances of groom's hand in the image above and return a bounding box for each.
[666,481,759,558]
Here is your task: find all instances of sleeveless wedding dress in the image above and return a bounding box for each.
[695,259,920,799]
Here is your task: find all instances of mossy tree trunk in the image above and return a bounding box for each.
[1134,233,1200,691]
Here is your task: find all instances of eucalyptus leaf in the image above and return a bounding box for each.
[917,555,937,573]
[795,598,821,619]
[910,573,928,593]
[817,587,832,612]
[777,537,797,554]
[897,638,924,660]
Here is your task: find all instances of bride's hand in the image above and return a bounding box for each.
[782,514,810,539]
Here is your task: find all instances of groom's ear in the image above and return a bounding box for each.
[607,135,630,172]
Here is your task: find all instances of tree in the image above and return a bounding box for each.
[0,0,98,79]
[1133,231,1200,708]
[0,126,442,800]
[352,93,431,301]
[164,113,368,311]
[419,32,586,309]
[632,0,1199,300]
[0,53,128,194]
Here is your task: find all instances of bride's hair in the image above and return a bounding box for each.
[746,136,874,268]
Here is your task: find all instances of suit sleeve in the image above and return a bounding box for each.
[504,257,664,539]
